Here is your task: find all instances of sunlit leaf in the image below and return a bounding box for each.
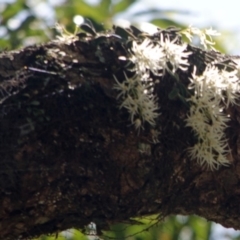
[98,0,112,16]
[151,18,185,29]
[1,0,27,24]
[133,8,190,17]
[113,0,137,14]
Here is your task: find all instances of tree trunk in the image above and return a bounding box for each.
[1,25,240,239]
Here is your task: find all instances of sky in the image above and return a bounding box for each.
[141,0,239,29]
[118,0,240,54]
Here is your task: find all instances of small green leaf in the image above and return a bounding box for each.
[114,26,136,40]
[113,0,137,14]
[98,0,111,16]
[80,19,97,36]
[168,87,179,100]
[30,101,40,106]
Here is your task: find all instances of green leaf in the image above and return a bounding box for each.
[113,0,137,14]
[0,39,10,50]
[151,18,186,29]
[168,87,179,100]
[1,0,27,24]
[80,19,97,35]
[133,8,190,17]
[30,101,40,106]
[98,0,112,16]
[114,25,136,40]
[67,0,110,23]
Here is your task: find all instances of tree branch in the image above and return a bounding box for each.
[1,25,240,239]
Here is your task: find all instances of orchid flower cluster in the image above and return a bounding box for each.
[114,26,240,170]
[186,65,240,170]
[180,26,221,50]
[114,36,191,130]
[55,22,239,170]
[55,23,79,44]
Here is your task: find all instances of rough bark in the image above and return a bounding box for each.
[0,26,240,239]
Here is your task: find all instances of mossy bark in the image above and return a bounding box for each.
[0,29,240,239]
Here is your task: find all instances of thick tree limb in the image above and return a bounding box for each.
[1,26,240,239]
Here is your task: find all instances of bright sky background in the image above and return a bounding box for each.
[141,0,239,29]
[118,0,240,54]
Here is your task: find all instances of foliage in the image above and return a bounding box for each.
[0,0,226,51]
[36,216,211,240]
[0,0,239,240]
